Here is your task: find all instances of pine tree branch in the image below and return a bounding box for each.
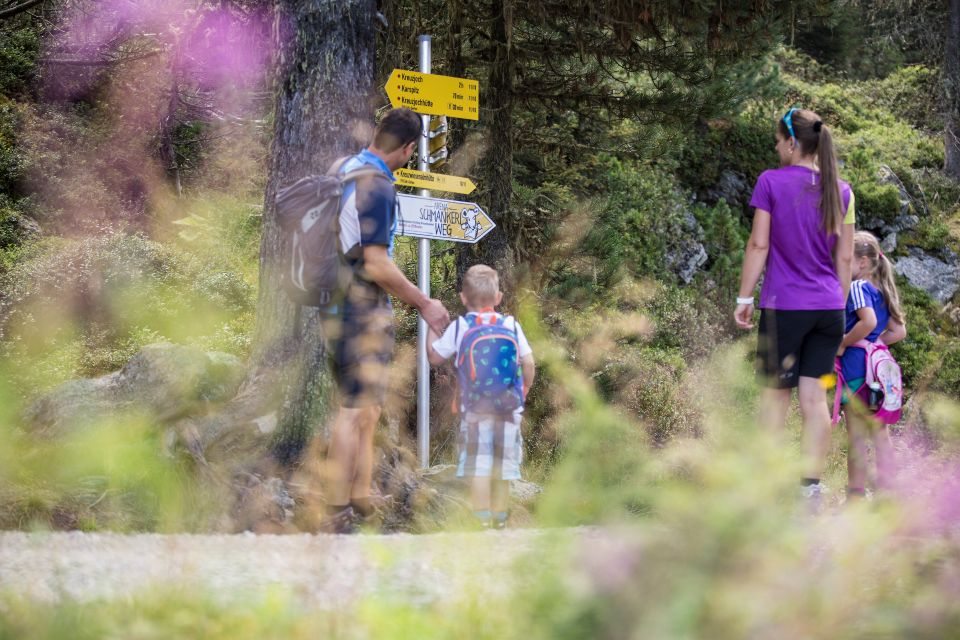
[0,0,47,20]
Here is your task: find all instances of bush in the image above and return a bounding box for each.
[0,99,26,196]
[893,281,941,386]
[0,26,39,98]
[672,109,777,202]
[0,232,255,394]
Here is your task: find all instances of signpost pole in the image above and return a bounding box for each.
[416,35,432,470]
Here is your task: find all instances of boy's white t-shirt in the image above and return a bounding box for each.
[432,312,533,361]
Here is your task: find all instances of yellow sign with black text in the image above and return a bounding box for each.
[395,168,476,195]
[386,70,479,120]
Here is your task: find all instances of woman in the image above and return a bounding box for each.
[734,107,856,505]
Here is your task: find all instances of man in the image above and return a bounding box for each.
[322,108,450,533]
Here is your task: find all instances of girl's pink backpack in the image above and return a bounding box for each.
[832,340,903,425]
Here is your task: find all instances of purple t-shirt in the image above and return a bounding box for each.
[749,165,853,310]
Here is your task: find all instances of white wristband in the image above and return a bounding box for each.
[736,296,755,305]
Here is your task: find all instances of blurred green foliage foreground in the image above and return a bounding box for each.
[3,336,960,639]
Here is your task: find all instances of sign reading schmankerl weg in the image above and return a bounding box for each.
[397,194,495,243]
[387,69,479,120]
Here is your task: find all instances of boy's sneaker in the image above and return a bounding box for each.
[493,512,509,530]
[318,506,358,534]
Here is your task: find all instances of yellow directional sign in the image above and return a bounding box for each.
[387,69,479,120]
[396,194,495,243]
[395,168,476,195]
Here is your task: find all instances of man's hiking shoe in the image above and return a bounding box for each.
[318,506,358,534]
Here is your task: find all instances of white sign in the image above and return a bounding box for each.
[396,194,495,244]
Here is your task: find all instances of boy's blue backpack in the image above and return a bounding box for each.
[454,312,524,414]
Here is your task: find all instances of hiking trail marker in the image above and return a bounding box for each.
[397,194,495,243]
[395,168,476,195]
[386,69,479,120]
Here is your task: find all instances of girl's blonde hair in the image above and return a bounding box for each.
[778,108,844,235]
[854,231,905,324]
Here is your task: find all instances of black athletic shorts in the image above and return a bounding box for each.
[756,308,844,389]
[323,280,395,408]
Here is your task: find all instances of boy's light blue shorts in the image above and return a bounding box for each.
[457,411,523,480]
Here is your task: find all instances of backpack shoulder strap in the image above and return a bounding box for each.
[341,166,391,184]
[454,316,463,360]
[327,156,351,176]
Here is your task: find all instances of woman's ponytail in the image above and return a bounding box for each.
[816,123,844,235]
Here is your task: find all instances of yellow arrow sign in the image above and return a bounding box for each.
[395,168,476,195]
[386,69,479,120]
[396,194,495,243]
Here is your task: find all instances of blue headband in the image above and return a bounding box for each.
[782,107,798,140]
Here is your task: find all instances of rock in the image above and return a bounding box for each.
[877,164,915,218]
[894,250,960,304]
[664,211,708,285]
[231,471,297,534]
[510,479,543,506]
[893,214,920,232]
[881,232,897,254]
[704,170,750,208]
[861,214,919,237]
[24,343,246,437]
[0,213,41,248]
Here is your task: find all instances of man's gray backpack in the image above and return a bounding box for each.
[274,160,386,309]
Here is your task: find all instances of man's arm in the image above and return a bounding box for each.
[362,245,450,333]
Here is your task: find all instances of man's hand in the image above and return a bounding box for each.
[420,298,450,334]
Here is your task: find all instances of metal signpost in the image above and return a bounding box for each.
[388,36,482,469]
[415,35,432,471]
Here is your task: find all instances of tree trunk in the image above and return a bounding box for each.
[946,0,960,179]
[458,0,514,292]
[258,0,378,464]
[177,0,378,467]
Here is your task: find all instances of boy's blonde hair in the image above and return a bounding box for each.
[854,230,905,324]
[462,264,500,307]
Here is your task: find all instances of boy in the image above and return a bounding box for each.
[427,265,536,529]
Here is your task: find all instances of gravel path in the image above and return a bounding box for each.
[0,529,584,608]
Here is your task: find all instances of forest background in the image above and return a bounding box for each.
[3,0,960,637]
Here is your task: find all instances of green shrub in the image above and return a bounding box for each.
[0,98,26,196]
[0,233,255,394]
[693,199,748,297]
[672,109,777,201]
[0,26,39,97]
[893,281,940,386]
[931,340,960,396]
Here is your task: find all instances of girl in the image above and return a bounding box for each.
[735,108,856,507]
[838,231,907,499]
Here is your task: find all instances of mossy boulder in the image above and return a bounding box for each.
[24,342,245,437]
